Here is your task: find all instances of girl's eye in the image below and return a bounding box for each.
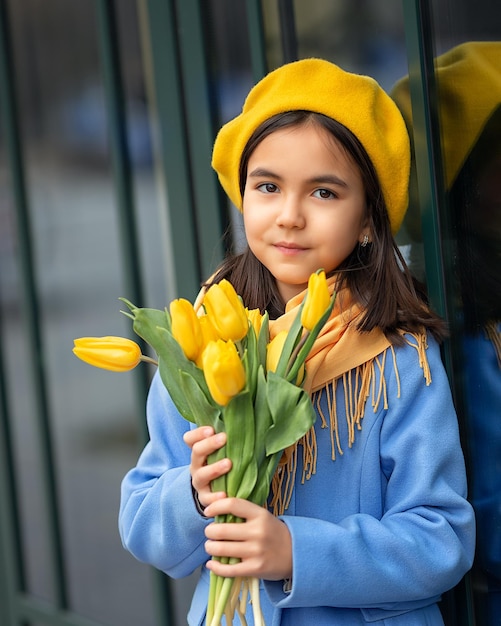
[313,188,336,200]
[257,182,279,194]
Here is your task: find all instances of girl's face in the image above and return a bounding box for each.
[243,123,370,303]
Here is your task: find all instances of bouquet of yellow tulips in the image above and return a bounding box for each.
[73,270,335,626]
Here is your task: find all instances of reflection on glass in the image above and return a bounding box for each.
[447,46,501,626]
[393,41,501,624]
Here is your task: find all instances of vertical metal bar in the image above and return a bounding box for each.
[0,0,68,612]
[0,311,24,625]
[96,5,177,624]
[174,0,226,282]
[95,0,150,427]
[277,0,298,63]
[245,0,268,82]
[143,0,202,300]
[401,0,447,319]
[0,6,24,623]
[95,0,144,309]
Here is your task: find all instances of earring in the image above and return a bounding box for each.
[361,234,369,247]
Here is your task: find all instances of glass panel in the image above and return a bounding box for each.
[2,0,171,623]
[394,1,501,623]
[434,11,500,626]
[264,0,407,90]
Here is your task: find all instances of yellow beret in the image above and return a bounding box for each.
[391,42,501,189]
[212,58,410,235]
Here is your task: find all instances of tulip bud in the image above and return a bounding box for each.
[202,339,246,406]
[203,280,248,342]
[73,336,142,372]
[267,331,305,384]
[199,314,219,347]
[170,298,204,362]
[195,315,219,368]
[246,308,263,337]
[266,331,288,373]
[301,270,331,332]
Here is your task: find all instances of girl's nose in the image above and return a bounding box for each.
[276,195,306,229]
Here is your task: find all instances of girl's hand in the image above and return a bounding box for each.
[203,498,293,581]
[183,427,231,509]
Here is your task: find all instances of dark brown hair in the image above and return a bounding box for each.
[207,111,446,343]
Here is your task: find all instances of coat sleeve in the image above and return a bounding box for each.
[118,371,210,578]
[265,337,475,610]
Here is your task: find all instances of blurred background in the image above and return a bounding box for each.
[0,1,499,625]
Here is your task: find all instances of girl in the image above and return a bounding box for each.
[119,58,475,625]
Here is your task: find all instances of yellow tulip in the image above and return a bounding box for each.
[199,314,219,347]
[203,280,249,342]
[170,298,204,362]
[196,315,219,367]
[202,339,246,406]
[267,331,304,384]
[73,336,142,372]
[246,307,263,336]
[266,331,288,373]
[301,270,331,331]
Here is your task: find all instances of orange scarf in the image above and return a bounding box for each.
[269,276,391,393]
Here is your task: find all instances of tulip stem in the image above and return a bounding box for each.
[236,339,245,359]
[285,331,309,380]
[140,355,158,366]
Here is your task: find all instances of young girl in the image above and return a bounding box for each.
[119,58,475,625]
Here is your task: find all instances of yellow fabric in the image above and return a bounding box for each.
[212,58,410,235]
[391,41,501,189]
[269,276,391,392]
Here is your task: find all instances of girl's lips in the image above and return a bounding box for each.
[273,242,307,255]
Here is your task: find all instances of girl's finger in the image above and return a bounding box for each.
[203,497,259,521]
[188,432,228,469]
[183,426,214,447]
[194,458,232,489]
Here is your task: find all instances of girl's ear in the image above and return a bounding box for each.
[359,226,371,246]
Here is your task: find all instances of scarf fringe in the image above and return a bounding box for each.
[270,332,430,516]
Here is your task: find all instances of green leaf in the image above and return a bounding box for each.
[257,313,269,368]
[148,327,211,422]
[273,304,305,378]
[155,357,195,423]
[252,366,273,463]
[208,432,228,496]
[242,327,259,398]
[265,372,316,455]
[250,452,282,506]
[235,457,258,501]
[287,291,336,383]
[243,365,280,506]
[223,391,256,498]
[177,370,222,429]
[120,299,172,349]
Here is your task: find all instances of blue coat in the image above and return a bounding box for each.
[119,335,475,625]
